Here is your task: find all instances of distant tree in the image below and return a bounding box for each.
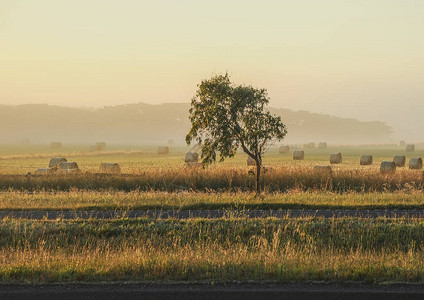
[186,74,287,194]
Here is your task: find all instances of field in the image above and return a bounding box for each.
[0,143,424,284]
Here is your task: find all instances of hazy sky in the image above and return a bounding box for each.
[1,0,423,137]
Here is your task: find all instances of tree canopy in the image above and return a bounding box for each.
[186,74,287,193]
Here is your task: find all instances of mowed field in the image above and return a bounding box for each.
[0,143,424,284]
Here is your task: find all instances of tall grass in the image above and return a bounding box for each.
[0,165,422,192]
[1,217,424,282]
[0,189,424,211]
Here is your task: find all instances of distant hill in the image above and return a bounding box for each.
[0,103,392,144]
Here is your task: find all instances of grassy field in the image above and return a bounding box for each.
[1,217,424,283]
[0,190,424,211]
[0,143,423,284]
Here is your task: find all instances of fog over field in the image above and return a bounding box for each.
[0,102,393,145]
[1,0,423,142]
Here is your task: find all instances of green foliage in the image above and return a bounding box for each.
[186,74,287,166]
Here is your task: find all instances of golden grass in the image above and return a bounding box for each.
[1,217,424,283]
[0,190,423,211]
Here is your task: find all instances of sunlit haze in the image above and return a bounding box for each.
[1,0,423,138]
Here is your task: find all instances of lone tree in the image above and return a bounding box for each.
[186,74,287,194]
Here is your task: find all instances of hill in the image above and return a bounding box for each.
[0,103,392,144]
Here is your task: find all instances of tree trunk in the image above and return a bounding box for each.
[255,160,261,195]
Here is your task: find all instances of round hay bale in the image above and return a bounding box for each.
[360,155,373,166]
[49,157,67,168]
[393,155,406,167]
[293,150,304,160]
[313,165,332,176]
[100,163,121,173]
[409,157,423,170]
[247,156,256,166]
[157,146,169,155]
[318,142,327,149]
[167,139,175,145]
[279,145,290,154]
[96,142,106,151]
[185,152,199,163]
[50,142,62,149]
[330,153,342,164]
[59,161,78,170]
[34,168,55,175]
[380,161,396,174]
[406,144,415,152]
[398,140,406,147]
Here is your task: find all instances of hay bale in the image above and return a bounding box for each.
[157,146,169,155]
[34,168,55,175]
[303,142,315,149]
[279,145,290,154]
[100,163,121,173]
[330,153,342,164]
[247,156,256,166]
[360,155,373,166]
[318,142,327,149]
[58,161,79,174]
[398,140,406,147]
[90,142,106,152]
[393,155,406,167]
[185,152,199,163]
[380,161,396,174]
[293,150,304,160]
[50,142,62,149]
[406,144,415,152]
[96,142,106,150]
[49,157,67,168]
[409,157,423,170]
[59,161,78,170]
[167,139,175,145]
[313,165,332,175]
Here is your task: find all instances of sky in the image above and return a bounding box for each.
[1,0,424,138]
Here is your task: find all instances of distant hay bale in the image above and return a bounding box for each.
[313,165,332,176]
[380,161,396,174]
[406,144,415,152]
[49,157,67,168]
[167,139,175,145]
[398,140,406,147]
[293,150,304,160]
[185,152,199,163]
[247,156,256,166]
[157,146,169,155]
[90,142,106,152]
[59,161,78,170]
[50,142,62,149]
[100,163,121,173]
[34,168,55,175]
[58,161,79,174]
[279,145,290,153]
[96,142,106,150]
[393,155,406,167]
[303,142,315,149]
[318,142,327,149]
[360,155,373,166]
[330,153,342,164]
[409,157,423,170]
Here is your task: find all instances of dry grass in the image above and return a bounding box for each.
[0,165,421,193]
[0,190,423,211]
[1,217,424,283]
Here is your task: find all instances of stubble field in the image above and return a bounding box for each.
[0,143,423,283]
